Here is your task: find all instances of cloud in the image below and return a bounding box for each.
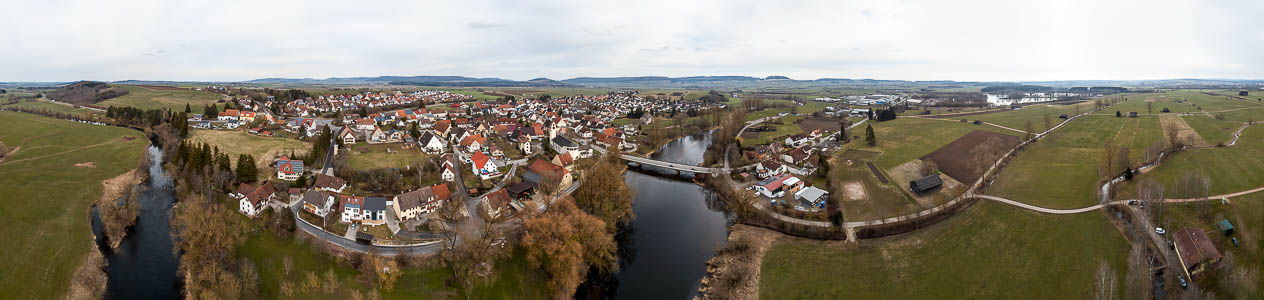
[0,0,1261,82]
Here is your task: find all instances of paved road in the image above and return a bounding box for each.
[289,201,442,256]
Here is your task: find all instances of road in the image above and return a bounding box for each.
[289,201,442,256]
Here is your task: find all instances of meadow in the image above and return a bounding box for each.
[2,99,98,116]
[186,130,311,180]
[98,85,223,113]
[846,117,1019,170]
[1114,125,1264,200]
[988,115,1162,209]
[760,202,1132,299]
[345,143,432,170]
[0,111,150,299]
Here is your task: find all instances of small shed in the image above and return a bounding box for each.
[909,174,943,194]
[1129,112,1138,117]
[1058,114,1068,119]
[355,232,374,245]
[1161,108,1171,113]
[1218,219,1234,236]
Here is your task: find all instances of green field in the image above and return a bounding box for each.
[847,117,1019,170]
[1114,125,1264,200]
[832,151,918,222]
[2,99,98,116]
[988,115,1162,209]
[970,102,1095,132]
[1096,91,1264,119]
[0,111,149,299]
[760,202,1132,299]
[346,143,431,170]
[98,85,223,113]
[1181,114,1243,145]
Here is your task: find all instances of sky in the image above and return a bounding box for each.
[2,0,1262,82]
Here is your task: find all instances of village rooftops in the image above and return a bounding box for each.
[552,136,578,148]
[395,186,435,212]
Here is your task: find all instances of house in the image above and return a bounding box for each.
[506,181,535,199]
[235,182,277,217]
[441,164,456,182]
[753,174,802,198]
[419,132,446,154]
[470,152,500,180]
[594,134,626,150]
[794,186,829,209]
[313,174,347,193]
[393,186,440,221]
[339,126,358,144]
[551,152,575,172]
[482,189,514,219]
[368,127,387,143]
[909,174,943,194]
[339,195,365,223]
[525,159,573,188]
[550,136,579,153]
[1173,227,1222,277]
[461,134,487,152]
[218,109,240,121]
[239,111,257,123]
[361,197,388,226]
[275,157,304,181]
[785,134,812,148]
[301,190,336,217]
[782,148,810,165]
[518,135,534,155]
[756,160,787,179]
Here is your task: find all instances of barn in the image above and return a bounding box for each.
[909,174,943,194]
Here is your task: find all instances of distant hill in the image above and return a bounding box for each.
[45,81,130,105]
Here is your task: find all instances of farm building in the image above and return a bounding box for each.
[1173,227,1222,277]
[754,174,803,198]
[795,186,829,209]
[909,174,943,194]
[1129,112,1138,117]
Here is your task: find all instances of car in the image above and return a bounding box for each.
[1155,227,1166,235]
[1231,237,1240,247]
[1128,200,1139,206]
[1178,275,1188,289]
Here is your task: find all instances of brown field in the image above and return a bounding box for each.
[1158,114,1210,147]
[923,109,1006,119]
[795,116,844,133]
[919,130,1021,183]
[740,132,760,139]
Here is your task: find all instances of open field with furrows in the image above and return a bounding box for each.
[345,143,433,170]
[760,202,1132,299]
[1113,125,1264,200]
[2,99,98,116]
[0,111,149,299]
[1096,91,1264,119]
[967,102,1096,132]
[97,85,223,113]
[845,117,1020,171]
[186,130,311,179]
[987,115,1162,209]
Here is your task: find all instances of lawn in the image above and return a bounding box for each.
[760,202,1133,299]
[2,99,98,116]
[988,115,1162,209]
[831,153,919,222]
[969,102,1095,132]
[846,117,1019,170]
[0,111,150,299]
[740,115,804,146]
[1114,125,1264,200]
[186,130,311,180]
[345,143,431,170]
[97,85,223,113]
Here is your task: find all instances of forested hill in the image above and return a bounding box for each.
[45,81,129,105]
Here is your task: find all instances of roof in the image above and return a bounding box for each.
[757,173,793,191]
[276,159,304,175]
[795,186,828,202]
[472,152,492,169]
[910,174,943,193]
[301,190,331,207]
[313,174,346,190]
[551,136,578,148]
[506,181,536,196]
[485,189,512,210]
[395,186,435,211]
[1174,227,1222,268]
[340,195,364,209]
[760,160,782,170]
[528,159,568,180]
[432,183,451,201]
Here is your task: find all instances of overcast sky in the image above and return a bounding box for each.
[2,0,1262,82]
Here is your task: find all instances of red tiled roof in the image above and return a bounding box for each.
[471,152,491,169]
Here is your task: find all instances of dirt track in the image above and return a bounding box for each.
[919,130,1021,183]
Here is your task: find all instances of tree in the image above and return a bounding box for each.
[970,137,1006,178]
[185,103,192,114]
[522,197,617,298]
[1163,122,1183,151]
[409,122,420,139]
[1044,113,1053,131]
[1101,140,1118,182]
[1024,120,1034,141]
[1146,102,1153,115]
[1115,111,1122,118]
[572,147,635,230]
[236,154,258,182]
[864,124,876,146]
[371,255,401,292]
[838,119,851,143]
[1095,260,1117,300]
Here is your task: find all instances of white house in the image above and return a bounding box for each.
[301,190,336,217]
[550,136,579,153]
[235,182,276,217]
[470,152,501,180]
[755,160,787,179]
[313,174,348,193]
[420,132,446,154]
[360,197,388,226]
[275,157,303,181]
[339,196,364,223]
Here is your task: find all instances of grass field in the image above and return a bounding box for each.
[345,143,431,170]
[741,116,804,146]
[831,153,918,222]
[0,111,149,299]
[97,85,223,113]
[846,117,1019,170]
[1097,91,1264,119]
[1181,114,1243,146]
[186,130,311,180]
[988,115,1162,209]
[1114,125,1264,200]
[2,99,99,116]
[760,202,1132,299]
[970,102,1095,132]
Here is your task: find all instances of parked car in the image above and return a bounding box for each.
[1178,275,1188,289]
[1155,227,1166,235]
[1231,237,1240,247]
[1128,200,1139,206]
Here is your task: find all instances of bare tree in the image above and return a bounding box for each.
[1137,179,1165,225]
[1116,146,1131,172]
[1096,260,1118,300]
[1024,120,1034,141]
[970,137,1006,180]
[1043,113,1053,131]
[1146,102,1153,115]
[1163,122,1183,151]
[1101,140,1119,181]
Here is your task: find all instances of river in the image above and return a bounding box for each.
[582,131,733,299]
[91,145,181,299]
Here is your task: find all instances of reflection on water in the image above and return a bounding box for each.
[91,146,181,299]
